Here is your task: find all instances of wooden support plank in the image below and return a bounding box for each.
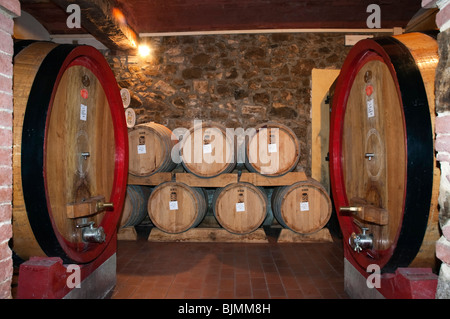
[340,197,389,226]
[66,195,107,219]
[127,172,173,186]
[129,171,309,188]
[117,227,138,240]
[277,227,333,243]
[148,227,268,243]
[175,172,237,187]
[239,171,307,186]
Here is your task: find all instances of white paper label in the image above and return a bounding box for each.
[367,99,375,118]
[300,202,310,212]
[268,143,277,153]
[80,104,87,121]
[169,201,178,210]
[203,144,212,154]
[137,145,146,154]
[236,202,245,212]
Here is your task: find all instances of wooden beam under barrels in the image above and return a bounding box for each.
[239,171,307,186]
[127,172,174,186]
[176,173,238,187]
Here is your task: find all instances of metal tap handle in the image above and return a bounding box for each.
[97,201,114,212]
[349,228,373,253]
[76,221,106,243]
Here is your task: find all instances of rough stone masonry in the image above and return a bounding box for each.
[422,0,450,299]
[106,32,364,176]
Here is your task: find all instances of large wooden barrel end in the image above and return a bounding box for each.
[329,32,440,273]
[12,42,128,264]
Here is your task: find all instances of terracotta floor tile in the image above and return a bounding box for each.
[251,277,267,290]
[267,283,286,298]
[217,289,235,299]
[111,237,348,299]
[285,289,304,299]
[252,289,270,299]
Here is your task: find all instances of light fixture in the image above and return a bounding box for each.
[138,44,151,57]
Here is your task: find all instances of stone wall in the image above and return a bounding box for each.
[425,0,450,299]
[107,32,364,176]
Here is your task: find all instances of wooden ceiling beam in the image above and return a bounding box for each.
[50,0,138,53]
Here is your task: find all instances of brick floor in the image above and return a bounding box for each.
[111,238,348,299]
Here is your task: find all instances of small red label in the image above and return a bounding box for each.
[81,89,89,99]
[365,85,373,96]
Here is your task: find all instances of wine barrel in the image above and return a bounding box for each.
[271,179,331,234]
[213,182,268,235]
[329,32,440,273]
[245,122,300,176]
[147,182,207,234]
[12,42,128,264]
[119,185,152,228]
[180,121,236,178]
[128,122,178,176]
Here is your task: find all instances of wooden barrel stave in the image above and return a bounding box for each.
[12,42,128,264]
[245,122,300,176]
[213,182,268,235]
[128,122,178,176]
[329,32,440,272]
[271,179,332,234]
[120,185,152,228]
[147,182,207,234]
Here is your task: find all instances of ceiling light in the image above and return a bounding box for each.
[138,44,151,57]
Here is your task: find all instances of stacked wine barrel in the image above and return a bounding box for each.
[245,122,300,176]
[119,185,152,228]
[148,182,208,234]
[212,182,268,235]
[271,179,331,235]
[122,120,332,237]
[180,121,236,178]
[128,122,178,177]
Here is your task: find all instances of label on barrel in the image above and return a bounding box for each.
[366,98,375,118]
[203,144,212,154]
[80,104,87,121]
[137,145,146,154]
[169,201,178,210]
[300,192,309,211]
[300,202,310,211]
[268,143,277,153]
[236,202,245,212]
